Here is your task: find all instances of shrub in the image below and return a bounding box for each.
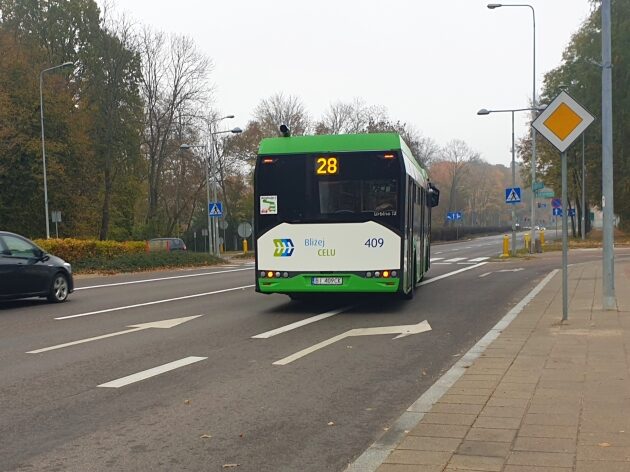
[75,251,222,273]
[33,238,145,264]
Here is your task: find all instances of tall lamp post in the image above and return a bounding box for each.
[208,126,243,256]
[478,106,544,255]
[487,3,537,251]
[180,143,210,253]
[180,122,241,257]
[40,61,74,239]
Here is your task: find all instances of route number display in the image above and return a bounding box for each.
[316,157,338,175]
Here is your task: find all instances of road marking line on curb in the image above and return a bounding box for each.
[55,285,255,320]
[345,268,559,472]
[97,356,207,388]
[419,262,488,286]
[75,267,252,291]
[252,306,353,339]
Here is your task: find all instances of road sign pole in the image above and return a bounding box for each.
[511,110,516,256]
[581,133,586,240]
[602,0,616,310]
[561,151,568,321]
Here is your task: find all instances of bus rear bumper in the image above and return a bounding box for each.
[257,274,400,294]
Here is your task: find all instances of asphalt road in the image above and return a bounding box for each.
[0,234,586,471]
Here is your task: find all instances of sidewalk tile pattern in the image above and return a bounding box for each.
[376,260,630,471]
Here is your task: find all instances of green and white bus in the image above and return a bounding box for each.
[254,132,439,299]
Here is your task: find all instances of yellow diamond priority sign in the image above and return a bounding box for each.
[532,91,594,152]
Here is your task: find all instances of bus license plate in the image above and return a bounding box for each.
[311,277,343,286]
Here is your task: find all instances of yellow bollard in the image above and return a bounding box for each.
[540,230,545,246]
[243,238,248,254]
[524,233,531,252]
[502,234,510,257]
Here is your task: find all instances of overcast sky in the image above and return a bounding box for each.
[107,0,594,166]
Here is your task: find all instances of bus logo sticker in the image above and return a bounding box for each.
[260,195,278,215]
[273,239,294,257]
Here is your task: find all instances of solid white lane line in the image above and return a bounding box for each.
[75,267,252,291]
[429,257,444,262]
[252,306,353,339]
[97,356,207,388]
[419,262,488,286]
[55,285,255,320]
[469,257,490,262]
[443,257,466,263]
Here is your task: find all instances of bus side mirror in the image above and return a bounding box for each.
[429,184,440,207]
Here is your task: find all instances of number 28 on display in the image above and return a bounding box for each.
[316,157,338,175]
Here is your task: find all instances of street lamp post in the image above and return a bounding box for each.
[208,126,243,256]
[478,106,543,256]
[180,121,241,257]
[40,61,74,239]
[180,143,211,254]
[487,3,537,251]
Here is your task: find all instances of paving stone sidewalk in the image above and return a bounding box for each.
[377,259,630,472]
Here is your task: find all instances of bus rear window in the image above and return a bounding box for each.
[319,179,398,215]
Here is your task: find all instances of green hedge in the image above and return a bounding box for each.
[30,238,225,273]
[74,251,223,274]
[34,238,146,264]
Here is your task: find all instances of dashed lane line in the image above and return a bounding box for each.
[98,356,207,388]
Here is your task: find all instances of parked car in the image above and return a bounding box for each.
[0,231,73,302]
[147,237,187,252]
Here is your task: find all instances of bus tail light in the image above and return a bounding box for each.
[262,158,276,164]
[260,272,290,278]
[383,153,396,160]
[365,270,398,278]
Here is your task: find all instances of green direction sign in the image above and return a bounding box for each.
[533,181,544,191]
[537,191,555,198]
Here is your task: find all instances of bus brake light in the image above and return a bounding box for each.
[262,158,276,164]
[383,154,395,159]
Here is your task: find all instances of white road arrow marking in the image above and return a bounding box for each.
[479,268,524,278]
[273,320,432,366]
[27,315,203,354]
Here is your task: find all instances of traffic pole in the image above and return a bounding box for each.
[562,151,568,321]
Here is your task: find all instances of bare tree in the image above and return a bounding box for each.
[441,139,479,217]
[253,92,310,136]
[139,27,212,231]
[316,98,387,135]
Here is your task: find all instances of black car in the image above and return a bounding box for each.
[0,231,74,303]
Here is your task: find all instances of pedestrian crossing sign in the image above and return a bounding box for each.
[209,202,223,217]
[505,187,521,204]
